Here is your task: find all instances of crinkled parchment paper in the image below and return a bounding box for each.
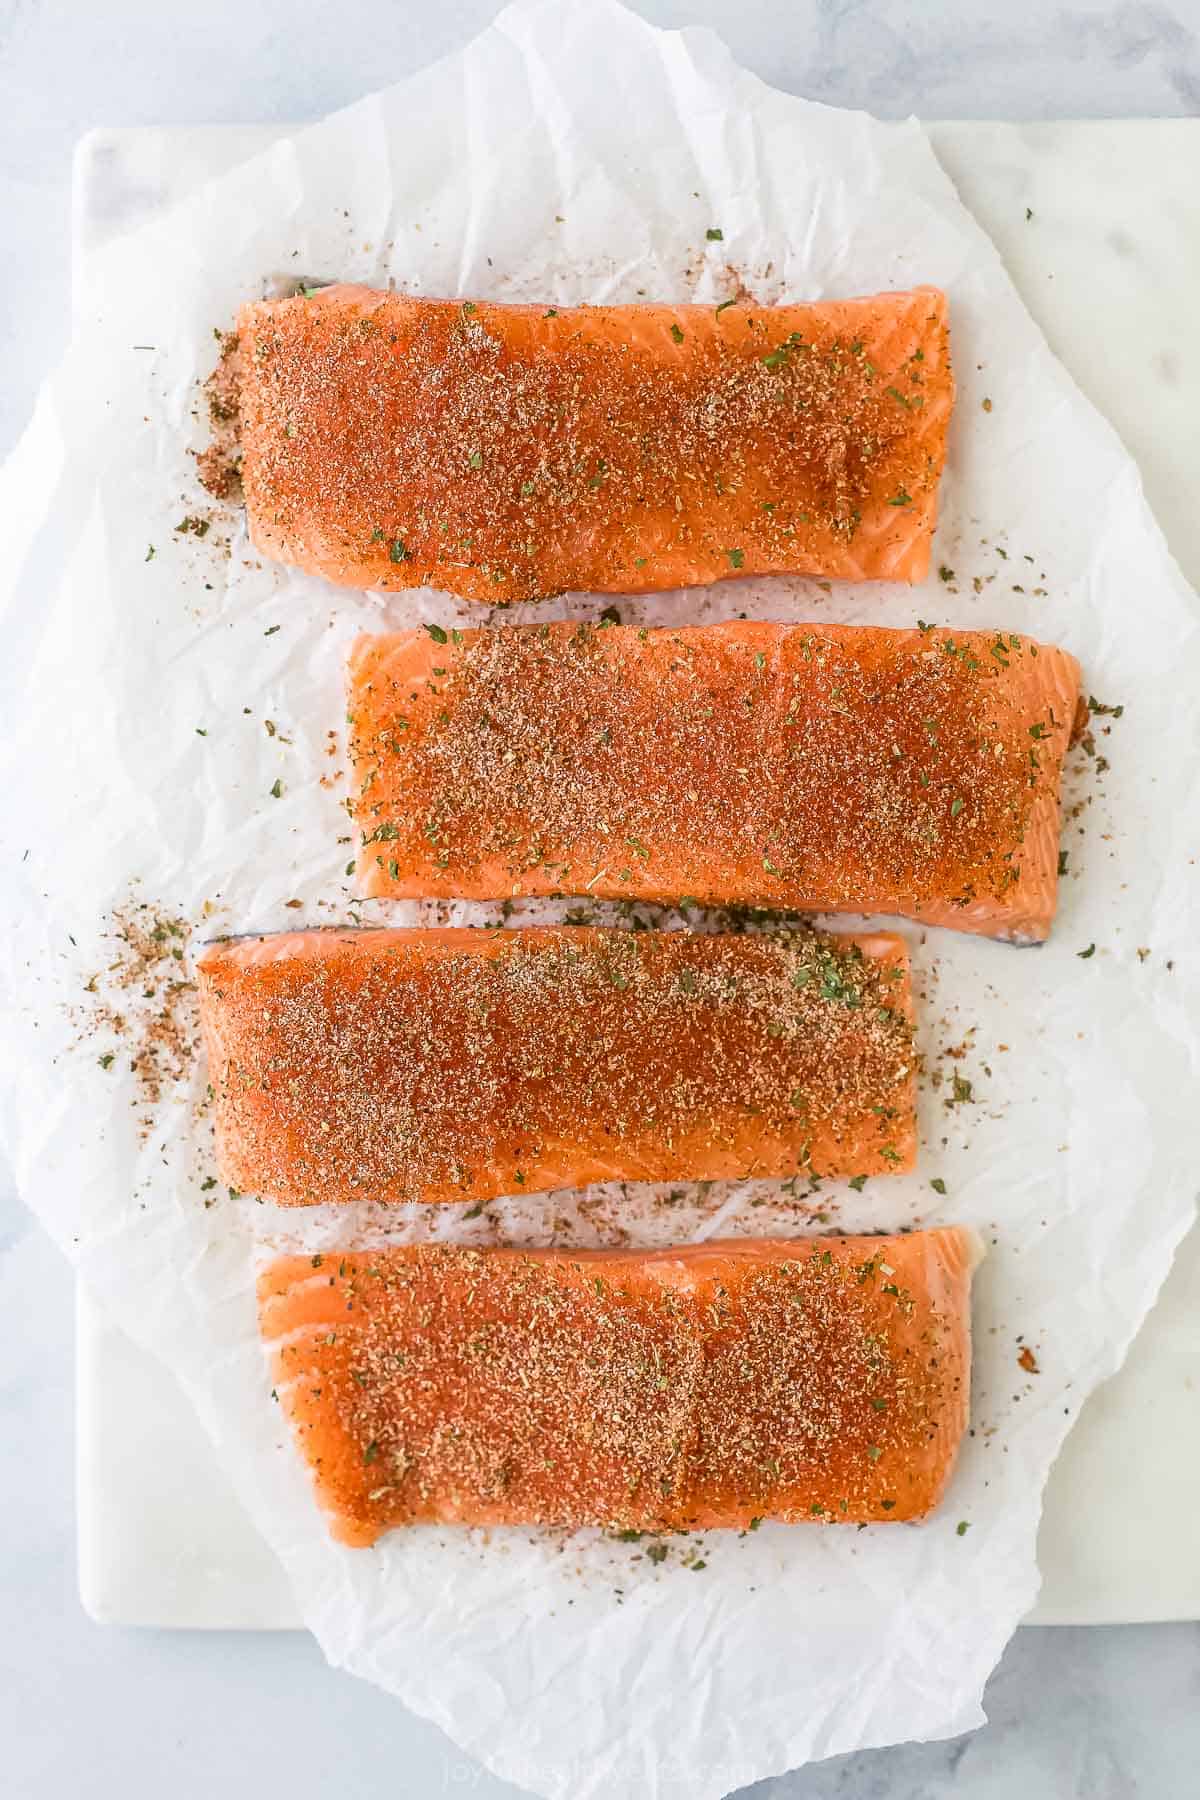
[1,2,1198,1795]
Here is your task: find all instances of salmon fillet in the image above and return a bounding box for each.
[347,621,1082,941]
[197,927,915,1207]
[235,285,953,601]
[258,1230,974,1544]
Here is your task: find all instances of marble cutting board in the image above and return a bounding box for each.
[73,119,1200,1630]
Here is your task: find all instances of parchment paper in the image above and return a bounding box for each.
[2,2,1198,1795]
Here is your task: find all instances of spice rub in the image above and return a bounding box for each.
[197,926,916,1207]
[258,1229,974,1543]
[235,285,953,600]
[347,620,1082,941]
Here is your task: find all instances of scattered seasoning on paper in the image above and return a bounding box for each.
[72,900,199,1119]
[196,328,243,501]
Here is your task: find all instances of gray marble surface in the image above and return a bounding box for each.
[2,2,1199,1796]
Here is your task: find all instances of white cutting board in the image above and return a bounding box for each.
[75,120,1200,1630]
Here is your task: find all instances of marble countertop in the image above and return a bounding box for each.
[2,2,1199,1796]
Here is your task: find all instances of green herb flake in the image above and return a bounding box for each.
[726,547,745,569]
[848,1174,867,1192]
[264,624,281,636]
[951,796,964,818]
[715,298,736,316]
[269,779,283,799]
[956,1519,971,1536]
[930,1177,947,1195]
[98,1052,115,1070]
[1058,850,1069,877]
[1077,942,1096,960]
[669,323,685,345]
[425,623,449,645]
[389,539,410,564]
[887,487,913,507]
[706,227,724,241]
[363,1441,381,1466]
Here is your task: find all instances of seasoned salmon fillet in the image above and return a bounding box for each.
[258,1230,975,1544]
[347,621,1082,941]
[197,927,915,1207]
[235,285,953,601]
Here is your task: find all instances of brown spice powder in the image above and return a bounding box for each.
[76,902,198,1118]
[199,925,915,1206]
